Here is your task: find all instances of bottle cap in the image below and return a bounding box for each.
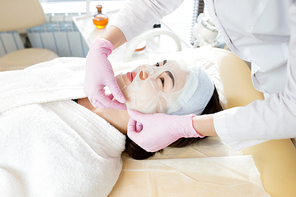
[96,5,102,11]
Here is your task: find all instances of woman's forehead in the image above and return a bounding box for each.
[162,60,189,71]
[148,60,190,75]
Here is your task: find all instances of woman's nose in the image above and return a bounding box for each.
[139,66,149,80]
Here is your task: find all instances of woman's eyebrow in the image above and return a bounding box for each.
[165,71,175,87]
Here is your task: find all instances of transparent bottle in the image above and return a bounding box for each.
[92,5,109,29]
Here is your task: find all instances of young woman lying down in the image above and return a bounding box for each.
[0,58,221,196]
[77,59,222,159]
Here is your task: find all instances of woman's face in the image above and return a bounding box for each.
[115,60,191,114]
[118,60,174,92]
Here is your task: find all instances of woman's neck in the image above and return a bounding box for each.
[77,98,129,134]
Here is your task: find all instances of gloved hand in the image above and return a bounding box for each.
[127,110,205,152]
[84,38,126,109]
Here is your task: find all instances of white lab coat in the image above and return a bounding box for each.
[207,0,296,150]
[112,0,296,150]
[111,0,184,41]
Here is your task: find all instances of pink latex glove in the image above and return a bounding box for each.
[127,110,205,152]
[84,38,126,109]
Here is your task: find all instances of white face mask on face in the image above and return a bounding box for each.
[116,60,197,114]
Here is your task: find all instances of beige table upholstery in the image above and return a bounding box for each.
[214,48,296,197]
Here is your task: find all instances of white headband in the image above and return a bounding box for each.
[169,65,214,115]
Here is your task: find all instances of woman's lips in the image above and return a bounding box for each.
[127,72,136,82]
[132,72,136,81]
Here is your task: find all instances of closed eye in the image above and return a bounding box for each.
[165,71,174,87]
[160,77,165,86]
[157,71,174,92]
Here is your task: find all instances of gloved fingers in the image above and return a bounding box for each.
[136,122,143,132]
[128,109,146,123]
[90,99,107,109]
[89,98,97,108]
[127,117,138,134]
[127,117,148,150]
[127,117,143,133]
[127,114,164,152]
[88,89,110,108]
[92,90,115,107]
[90,96,127,110]
[91,38,114,55]
[106,93,127,109]
[109,100,127,110]
[127,110,146,138]
[89,95,127,110]
[106,77,126,104]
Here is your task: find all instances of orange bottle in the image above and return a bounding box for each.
[92,5,108,29]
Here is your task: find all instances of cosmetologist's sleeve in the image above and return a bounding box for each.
[111,0,184,41]
[214,3,296,151]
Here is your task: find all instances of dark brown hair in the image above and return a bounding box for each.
[125,86,223,160]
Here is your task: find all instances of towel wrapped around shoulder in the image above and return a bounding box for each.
[0,58,126,197]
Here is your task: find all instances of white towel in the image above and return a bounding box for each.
[0,57,86,113]
[0,58,126,197]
